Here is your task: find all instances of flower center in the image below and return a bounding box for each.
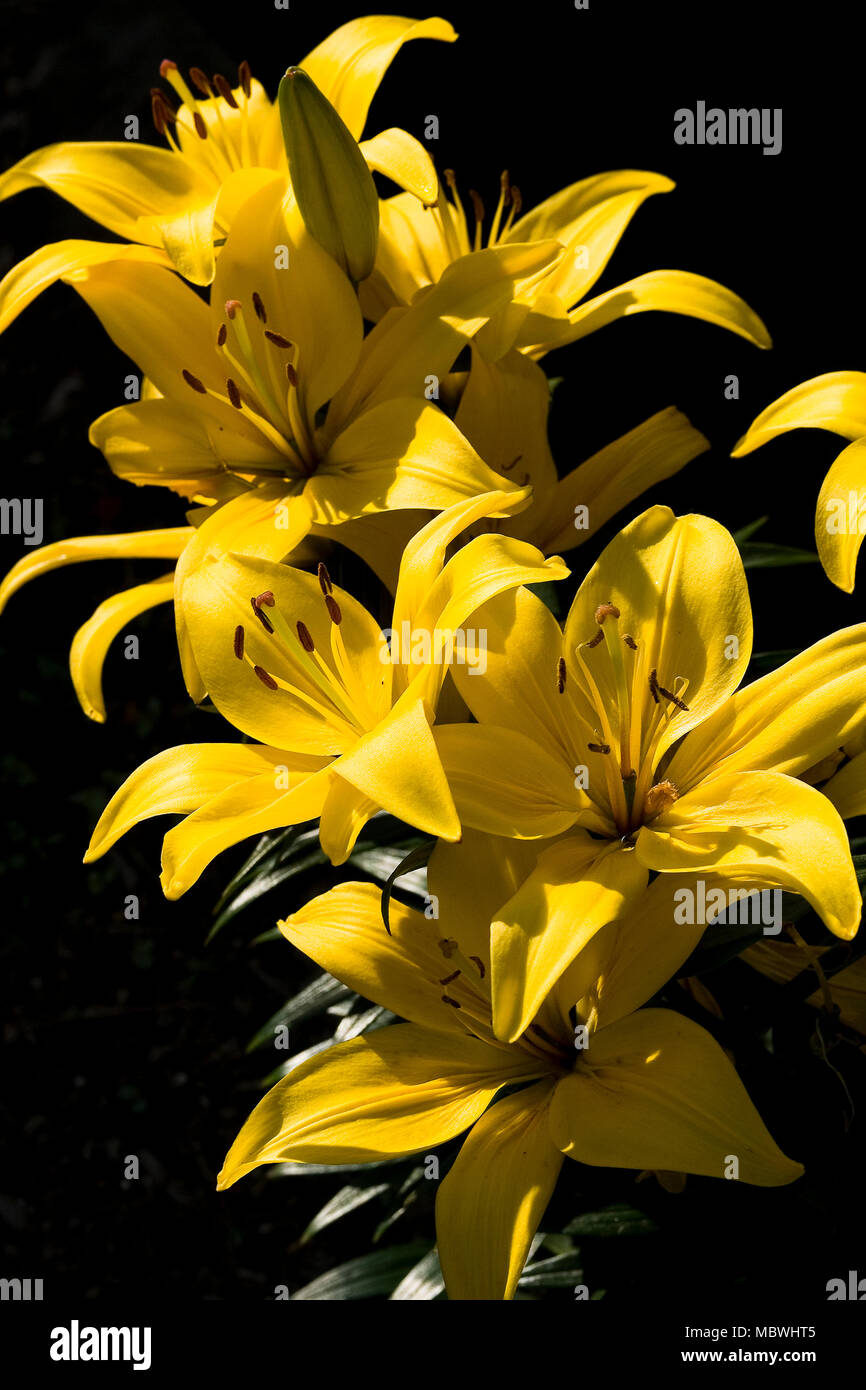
[563,601,690,837]
[152,60,265,187]
[428,168,523,259]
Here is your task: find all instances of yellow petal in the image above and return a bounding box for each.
[732,371,866,454]
[160,760,334,898]
[317,777,381,865]
[0,527,192,612]
[363,191,453,310]
[491,837,649,1043]
[823,749,866,820]
[434,723,584,838]
[666,623,866,789]
[537,407,710,554]
[359,127,439,204]
[0,239,172,335]
[563,507,752,764]
[217,1021,533,1186]
[279,881,474,1036]
[301,16,457,141]
[815,438,866,592]
[70,574,174,723]
[638,769,861,940]
[84,742,295,860]
[436,1082,562,1300]
[550,1009,803,1186]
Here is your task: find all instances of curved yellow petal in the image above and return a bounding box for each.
[815,438,866,592]
[505,169,673,246]
[160,761,333,898]
[823,749,866,821]
[301,15,457,141]
[317,777,381,866]
[666,623,866,789]
[491,837,649,1043]
[217,1021,533,1187]
[360,127,439,203]
[433,723,584,838]
[84,741,294,861]
[0,527,192,613]
[538,406,710,554]
[0,239,172,336]
[638,769,861,940]
[564,506,753,764]
[279,881,473,1036]
[550,1008,803,1186]
[436,1082,562,1300]
[70,574,174,723]
[364,191,452,310]
[732,371,866,454]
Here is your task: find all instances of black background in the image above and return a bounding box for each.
[1,0,865,1311]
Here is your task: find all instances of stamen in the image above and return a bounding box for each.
[649,668,661,704]
[440,970,461,986]
[588,741,611,754]
[252,292,267,323]
[325,595,342,625]
[189,67,213,96]
[151,95,170,136]
[317,563,333,596]
[469,956,486,978]
[225,299,241,319]
[438,939,458,959]
[586,629,605,649]
[468,189,485,251]
[296,620,315,653]
[557,657,566,693]
[624,634,637,650]
[193,111,208,140]
[182,369,207,394]
[488,169,510,246]
[254,591,275,608]
[238,61,252,98]
[657,682,690,712]
[159,59,178,77]
[254,665,278,689]
[595,603,621,624]
[264,330,292,348]
[213,73,239,108]
[645,780,680,818]
[217,323,228,347]
[233,625,245,659]
[441,995,462,1009]
[226,378,242,409]
[286,363,298,388]
[250,597,274,633]
[500,453,522,473]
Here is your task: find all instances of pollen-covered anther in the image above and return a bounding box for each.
[325,595,342,626]
[254,665,278,689]
[226,378,242,409]
[585,628,605,649]
[224,299,241,320]
[286,363,298,388]
[213,73,239,108]
[469,189,485,222]
[595,602,621,624]
[438,938,458,959]
[252,292,267,323]
[250,596,274,633]
[556,657,567,693]
[189,67,213,96]
[264,330,292,349]
[296,620,315,653]
[233,625,245,659]
[441,995,462,1009]
[193,111,208,140]
[238,61,252,98]
[182,369,207,394]
[648,668,661,704]
[645,780,680,817]
[254,591,275,609]
[658,682,690,712]
[159,59,178,77]
[500,453,522,473]
[469,956,486,979]
[317,563,333,596]
[217,323,228,347]
[588,740,611,754]
[624,634,638,650]
[439,970,461,986]
[510,185,523,216]
[500,169,511,204]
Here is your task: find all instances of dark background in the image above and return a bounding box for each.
[1,0,864,1307]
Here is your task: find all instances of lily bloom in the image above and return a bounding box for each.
[0,180,558,714]
[83,490,567,893]
[0,14,453,301]
[216,863,802,1300]
[434,506,866,1041]
[732,372,866,592]
[362,166,771,359]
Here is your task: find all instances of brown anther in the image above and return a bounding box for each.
[233,625,245,659]
[325,595,342,625]
[238,60,252,98]
[252,291,267,323]
[441,995,462,1009]
[585,629,605,649]
[443,168,457,189]
[286,363,298,388]
[189,67,213,96]
[250,596,274,633]
[587,741,611,754]
[225,299,241,319]
[213,73,238,108]
[517,471,530,487]
[624,634,638,650]
[193,111,208,140]
[439,970,461,986]
[469,956,486,979]
[438,938,458,959]
[182,369,207,394]
[254,591,275,608]
[557,656,567,694]
[226,378,242,409]
[510,186,523,216]
[658,683,690,712]
[644,780,680,817]
[264,330,292,349]
[595,603,621,624]
[317,562,333,596]
[217,323,228,347]
[469,189,485,223]
[648,668,661,704]
[500,169,511,204]
[254,665,278,689]
[500,453,522,473]
[151,97,167,136]
[159,59,178,77]
[296,620,315,653]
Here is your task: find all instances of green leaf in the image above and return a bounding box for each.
[732,515,768,544]
[563,1203,657,1238]
[246,972,353,1052]
[747,649,799,677]
[518,1252,586,1289]
[299,1183,391,1245]
[290,1242,430,1300]
[738,541,819,569]
[381,841,435,933]
[389,1247,444,1300]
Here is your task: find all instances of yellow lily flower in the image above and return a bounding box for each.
[362,167,771,359]
[216,867,801,1300]
[0,180,559,714]
[433,505,866,1040]
[0,15,454,303]
[732,372,866,592]
[83,490,568,893]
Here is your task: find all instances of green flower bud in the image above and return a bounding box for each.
[278,66,379,284]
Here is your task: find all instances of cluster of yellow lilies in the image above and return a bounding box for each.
[4,14,866,1301]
